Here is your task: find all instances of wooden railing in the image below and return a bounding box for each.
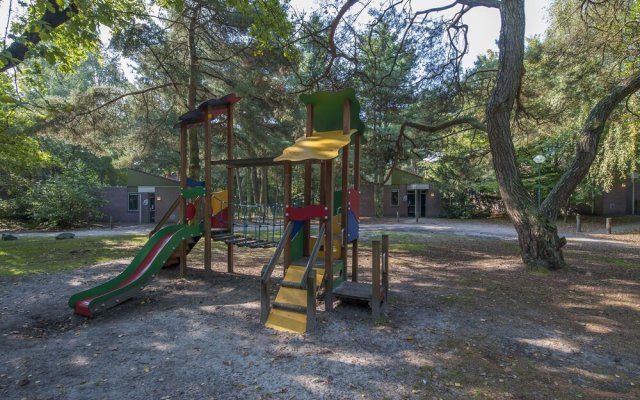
[149,196,180,237]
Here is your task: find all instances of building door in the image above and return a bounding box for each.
[407,191,416,217]
[148,195,156,223]
[420,190,427,217]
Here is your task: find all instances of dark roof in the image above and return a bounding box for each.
[126,169,179,187]
[174,93,241,129]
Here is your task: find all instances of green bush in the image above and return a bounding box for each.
[24,164,105,228]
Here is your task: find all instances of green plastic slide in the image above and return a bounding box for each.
[68,223,202,317]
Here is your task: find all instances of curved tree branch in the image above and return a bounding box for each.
[1,0,79,72]
[382,117,487,184]
[541,69,640,219]
[74,83,176,116]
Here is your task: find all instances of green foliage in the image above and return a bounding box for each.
[22,162,105,228]
[226,0,293,57]
[1,0,144,74]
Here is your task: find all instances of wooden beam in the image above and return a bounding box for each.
[324,159,334,312]
[341,99,350,281]
[226,104,235,273]
[283,161,292,271]
[381,234,389,312]
[203,106,212,272]
[352,128,361,281]
[371,240,381,319]
[179,126,188,278]
[304,104,313,257]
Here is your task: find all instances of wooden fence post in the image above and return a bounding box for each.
[381,234,389,311]
[606,217,612,234]
[371,240,381,320]
[576,214,581,233]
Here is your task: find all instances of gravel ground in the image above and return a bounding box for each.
[1,226,639,399]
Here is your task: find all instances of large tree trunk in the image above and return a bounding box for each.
[187,7,201,180]
[251,167,260,205]
[486,0,640,270]
[485,0,567,270]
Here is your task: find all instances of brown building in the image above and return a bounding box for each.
[381,168,443,218]
[591,174,640,216]
[99,169,180,224]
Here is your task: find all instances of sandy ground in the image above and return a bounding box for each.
[1,226,639,399]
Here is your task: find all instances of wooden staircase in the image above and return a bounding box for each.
[162,234,202,268]
[265,264,325,333]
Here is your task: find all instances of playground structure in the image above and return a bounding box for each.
[68,90,389,332]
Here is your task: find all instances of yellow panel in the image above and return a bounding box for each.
[283,265,325,293]
[310,236,342,259]
[266,309,307,333]
[275,287,307,307]
[274,130,355,162]
[332,215,341,233]
[212,190,228,215]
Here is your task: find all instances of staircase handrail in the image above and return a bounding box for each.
[149,196,181,237]
[299,223,325,288]
[260,220,294,283]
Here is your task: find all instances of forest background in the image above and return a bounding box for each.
[0,0,638,269]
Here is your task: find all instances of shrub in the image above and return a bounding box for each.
[24,164,104,228]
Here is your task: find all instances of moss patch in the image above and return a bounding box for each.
[0,235,148,276]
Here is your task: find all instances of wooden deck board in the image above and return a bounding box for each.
[334,281,372,302]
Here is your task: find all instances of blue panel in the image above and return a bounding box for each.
[187,177,205,187]
[291,220,304,238]
[347,210,359,242]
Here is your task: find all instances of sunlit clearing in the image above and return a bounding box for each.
[70,355,90,366]
[565,367,613,381]
[582,322,613,334]
[151,342,176,352]
[516,337,580,354]
[601,292,640,312]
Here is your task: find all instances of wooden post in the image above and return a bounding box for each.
[306,269,317,333]
[109,216,113,229]
[203,107,213,272]
[576,213,581,233]
[381,234,389,310]
[260,271,270,324]
[606,217,612,234]
[352,124,361,282]
[341,98,350,281]
[226,104,235,273]
[371,240,381,319]
[324,159,334,312]
[304,105,313,257]
[179,125,188,278]
[283,161,292,271]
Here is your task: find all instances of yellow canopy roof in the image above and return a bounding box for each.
[274,129,355,162]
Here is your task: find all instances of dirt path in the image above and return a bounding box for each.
[1,229,639,399]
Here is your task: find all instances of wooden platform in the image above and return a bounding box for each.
[333,281,373,303]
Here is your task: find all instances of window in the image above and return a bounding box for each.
[128,193,139,211]
[391,189,399,207]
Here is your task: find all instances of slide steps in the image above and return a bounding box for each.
[265,265,324,334]
[265,258,345,334]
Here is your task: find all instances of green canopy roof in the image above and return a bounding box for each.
[299,88,366,136]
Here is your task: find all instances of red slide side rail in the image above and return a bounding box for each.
[285,205,329,221]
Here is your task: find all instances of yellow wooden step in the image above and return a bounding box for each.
[265,308,307,333]
[283,265,324,290]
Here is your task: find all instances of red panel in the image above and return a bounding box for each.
[211,208,229,228]
[348,189,360,220]
[186,203,196,221]
[285,205,329,221]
